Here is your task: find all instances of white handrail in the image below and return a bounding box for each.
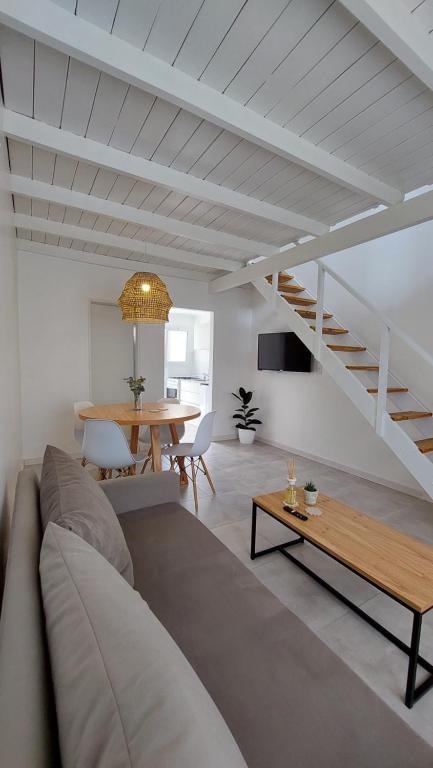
[315,264,325,360]
[317,260,433,371]
[376,323,390,436]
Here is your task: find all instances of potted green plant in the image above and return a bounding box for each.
[124,376,146,411]
[304,480,318,506]
[232,387,262,444]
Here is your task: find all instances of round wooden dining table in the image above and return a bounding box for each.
[79,402,200,482]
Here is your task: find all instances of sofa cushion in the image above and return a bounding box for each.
[0,470,60,768]
[39,523,247,768]
[119,501,433,768]
[40,445,133,585]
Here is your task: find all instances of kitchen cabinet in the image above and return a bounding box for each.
[180,378,201,406]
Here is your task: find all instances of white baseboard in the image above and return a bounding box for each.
[256,437,429,502]
[23,436,237,467]
[25,435,424,501]
[23,453,82,467]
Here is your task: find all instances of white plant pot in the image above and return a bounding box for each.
[304,489,318,506]
[238,428,255,444]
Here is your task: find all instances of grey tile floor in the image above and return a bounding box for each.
[175,439,433,747]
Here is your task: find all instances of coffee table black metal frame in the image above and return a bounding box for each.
[251,500,433,708]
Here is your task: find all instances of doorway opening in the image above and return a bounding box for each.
[164,308,213,441]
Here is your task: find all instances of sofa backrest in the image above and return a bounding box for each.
[0,470,60,767]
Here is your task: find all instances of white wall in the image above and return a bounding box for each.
[253,219,433,495]
[17,252,255,460]
[0,139,22,582]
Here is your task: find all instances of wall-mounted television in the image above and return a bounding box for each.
[257,332,311,372]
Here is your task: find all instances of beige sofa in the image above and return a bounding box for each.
[1,464,433,767]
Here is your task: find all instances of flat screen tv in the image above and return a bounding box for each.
[258,332,311,372]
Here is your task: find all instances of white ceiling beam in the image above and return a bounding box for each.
[339,0,433,94]
[10,175,273,257]
[14,214,240,272]
[17,239,211,281]
[2,110,326,237]
[0,0,402,205]
[209,188,433,292]
[16,239,210,282]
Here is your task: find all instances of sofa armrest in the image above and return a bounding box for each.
[100,471,180,516]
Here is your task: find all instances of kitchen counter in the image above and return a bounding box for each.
[166,377,210,408]
[176,376,209,383]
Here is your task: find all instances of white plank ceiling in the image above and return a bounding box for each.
[2,0,433,275]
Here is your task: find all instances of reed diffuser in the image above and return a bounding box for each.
[286,456,298,508]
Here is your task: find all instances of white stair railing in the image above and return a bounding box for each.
[376,323,390,437]
[312,260,433,437]
[315,263,326,361]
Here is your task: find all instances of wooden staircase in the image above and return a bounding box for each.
[390,411,432,422]
[328,344,366,352]
[296,309,333,320]
[416,438,433,454]
[310,326,349,335]
[283,294,316,307]
[265,272,433,461]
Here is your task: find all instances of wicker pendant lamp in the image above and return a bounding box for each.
[118,272,173,323]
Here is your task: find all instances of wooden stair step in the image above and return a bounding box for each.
[280,284,305,294]
[346,365,379,371]
[296,309,333,320]
[266,273,294,283]
[310,326,348,335]
[284,295,316,306]
[367,387,408,394]
[328,344,366,352]
[390,410,433,422]
[415,438,433,454]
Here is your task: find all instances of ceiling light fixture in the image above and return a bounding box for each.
[118,271,173,378]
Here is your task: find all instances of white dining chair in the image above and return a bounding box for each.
[139,397,186,472]
[73,401,94,465]
[161,411,216,514]
[82,419,147,479]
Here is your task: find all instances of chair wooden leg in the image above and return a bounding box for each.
[150,425,162,472]
[169,423,188,485]
[200,456,216,495]
[141,447,152,474]
[191,459,199,515]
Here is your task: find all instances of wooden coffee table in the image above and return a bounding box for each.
[251,488,433,708]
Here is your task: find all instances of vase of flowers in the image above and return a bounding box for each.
[286,456,298,508]
[124,376,146,410]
